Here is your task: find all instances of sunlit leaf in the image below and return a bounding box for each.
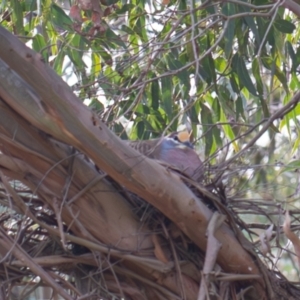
[91,53,101,79]
[215,57,227,73]
[220,108,239,152]
[53,50,65,75]
[291,136,300,156]
[136,103,150,115]
[280,96,300,136]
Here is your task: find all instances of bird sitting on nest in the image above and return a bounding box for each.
[126,131,203,182]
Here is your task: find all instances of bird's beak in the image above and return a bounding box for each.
[182,141,194,149]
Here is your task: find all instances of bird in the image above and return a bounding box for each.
[126,131,204,182]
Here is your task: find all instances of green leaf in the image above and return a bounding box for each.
[286,41,298,72]
[53,50,65,75]
[224,20,235,57]
[235,96,245,120]
[166,53,190,89]
[262,57,288,92]
[232,53,258,96]
[186,33,194,63]
[51,4,73,30]
[179,0,187,10]
[212,126,222,148]
[256,17,266,47]
[258,95,271,121]
[130,7,148,42]
[290,73,300,91]
[89,98,104,111]
[218,86,235,116]
[120,25,135,35]
[150,75,160,111]
[105,28,126,48]
[116,4,134,14]
[281,160,300,174]
[238,4,260,45]
[256,17,275,48]
[222,3,235,57]
[197,35,216,85]
[220,108,239,152]
[295,46,300,68]
[230,74,240,94]
[91,53,101,80]
[201,103,213,157]
[67,34,86,70]
[252,58,263,96]
[280,95,300,135]
[274,19,296,34]
[212,97,221,121]
[136,121,145,139]
[100,0,119,5]
[113,123,128,140]
[32,34,48,62]
[215,57,227,73]
[91,44,112,65]
[190,105,199,124]
[207,51,217,85]
[291,136,300,155]
[11,0,24,35]
[161,76,173,121]
[136,104,150,115]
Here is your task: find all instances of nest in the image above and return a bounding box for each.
[0,104,298,299]
[0,151,300,300]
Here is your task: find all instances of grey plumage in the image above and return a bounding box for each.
[126,132,204,182]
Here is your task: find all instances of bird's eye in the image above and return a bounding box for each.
[173,135,179,141]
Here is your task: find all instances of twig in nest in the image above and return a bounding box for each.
[198,212,226,300]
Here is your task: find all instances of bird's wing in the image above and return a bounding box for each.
[125,139,161,159]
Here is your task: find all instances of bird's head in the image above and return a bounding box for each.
[164,131,194,149]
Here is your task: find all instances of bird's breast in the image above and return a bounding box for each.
[159,146,203,181]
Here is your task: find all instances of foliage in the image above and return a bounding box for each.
[4,0,298,154]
